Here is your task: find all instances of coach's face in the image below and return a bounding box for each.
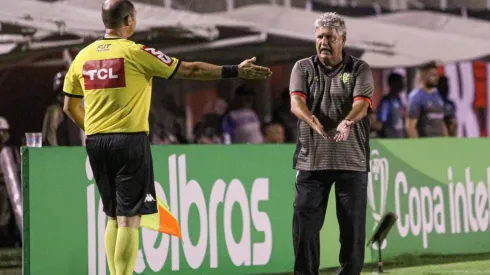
[315,27,345,63]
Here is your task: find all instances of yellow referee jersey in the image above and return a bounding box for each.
[63,37,180,135]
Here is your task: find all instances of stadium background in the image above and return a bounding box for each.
[1,0,490,274]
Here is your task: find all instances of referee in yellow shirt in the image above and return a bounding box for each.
[62,1,271,274]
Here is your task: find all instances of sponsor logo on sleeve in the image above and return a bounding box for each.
[142,46,174,66]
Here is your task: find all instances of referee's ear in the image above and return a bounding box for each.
[123,15,130,26]
[342,35,346,46]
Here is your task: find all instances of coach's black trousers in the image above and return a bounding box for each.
[293,170,368,275]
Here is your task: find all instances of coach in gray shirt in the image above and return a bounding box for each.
[289,12,374,275]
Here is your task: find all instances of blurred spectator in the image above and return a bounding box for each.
[222,85,263,144]
[376,73,407,138]
[214,97,229,116]
[150,122,172,144]
[170,120,188,144]
[438,76,458,137]
[149,109,188,145]
[193,122,221,144]
[368,109,382,138]
[203,96,229,117]
[262,122,286,144]
[0,117,9,146]
[272,88,298,142]
[198,114,223,143]
[150,121,186,145]
[192,113,222,144]
[42,71,82,146]
[406,62,447,138]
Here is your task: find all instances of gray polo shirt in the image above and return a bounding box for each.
[289,54,374,172]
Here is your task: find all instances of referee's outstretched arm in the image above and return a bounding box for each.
[174,57,272,80]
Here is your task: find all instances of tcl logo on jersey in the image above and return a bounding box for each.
[142,46,173,66]
[83,58,126,90]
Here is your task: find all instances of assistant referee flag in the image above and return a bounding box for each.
[140,196,182,239]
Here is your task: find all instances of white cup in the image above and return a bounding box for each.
[25,133,42,148]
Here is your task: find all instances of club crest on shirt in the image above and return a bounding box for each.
[341,72,351,84]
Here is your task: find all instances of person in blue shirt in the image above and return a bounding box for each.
[406,62,448,137]
[377,72,406,138]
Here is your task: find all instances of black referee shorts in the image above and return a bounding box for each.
[86,132,157,217]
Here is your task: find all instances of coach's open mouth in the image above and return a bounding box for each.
[320,48,330,54]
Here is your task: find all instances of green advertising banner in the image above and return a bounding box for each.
[367,138,490,258]
[22,145,345,275]
[22,139,490,275]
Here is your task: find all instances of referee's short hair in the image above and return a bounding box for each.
[102,0,135,29]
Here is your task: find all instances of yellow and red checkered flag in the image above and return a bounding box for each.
[140,196,182,239]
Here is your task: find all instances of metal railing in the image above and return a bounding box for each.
[156,0,295,12]
[64,0,490,11]
[153,0,490,12]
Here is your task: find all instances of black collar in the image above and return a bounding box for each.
[99,36,124,41]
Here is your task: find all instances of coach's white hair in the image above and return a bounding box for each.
[314,12,346,36]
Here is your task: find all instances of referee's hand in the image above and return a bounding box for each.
[238,57,273,79]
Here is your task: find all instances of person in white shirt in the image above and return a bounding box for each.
[222,85,264,144]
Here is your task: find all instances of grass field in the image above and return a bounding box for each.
[359,259,490,275]
[329,253,490,275]
[1,248,489,275]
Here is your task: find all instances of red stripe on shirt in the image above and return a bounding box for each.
[354,96,372,108]
[291,92,307,99]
